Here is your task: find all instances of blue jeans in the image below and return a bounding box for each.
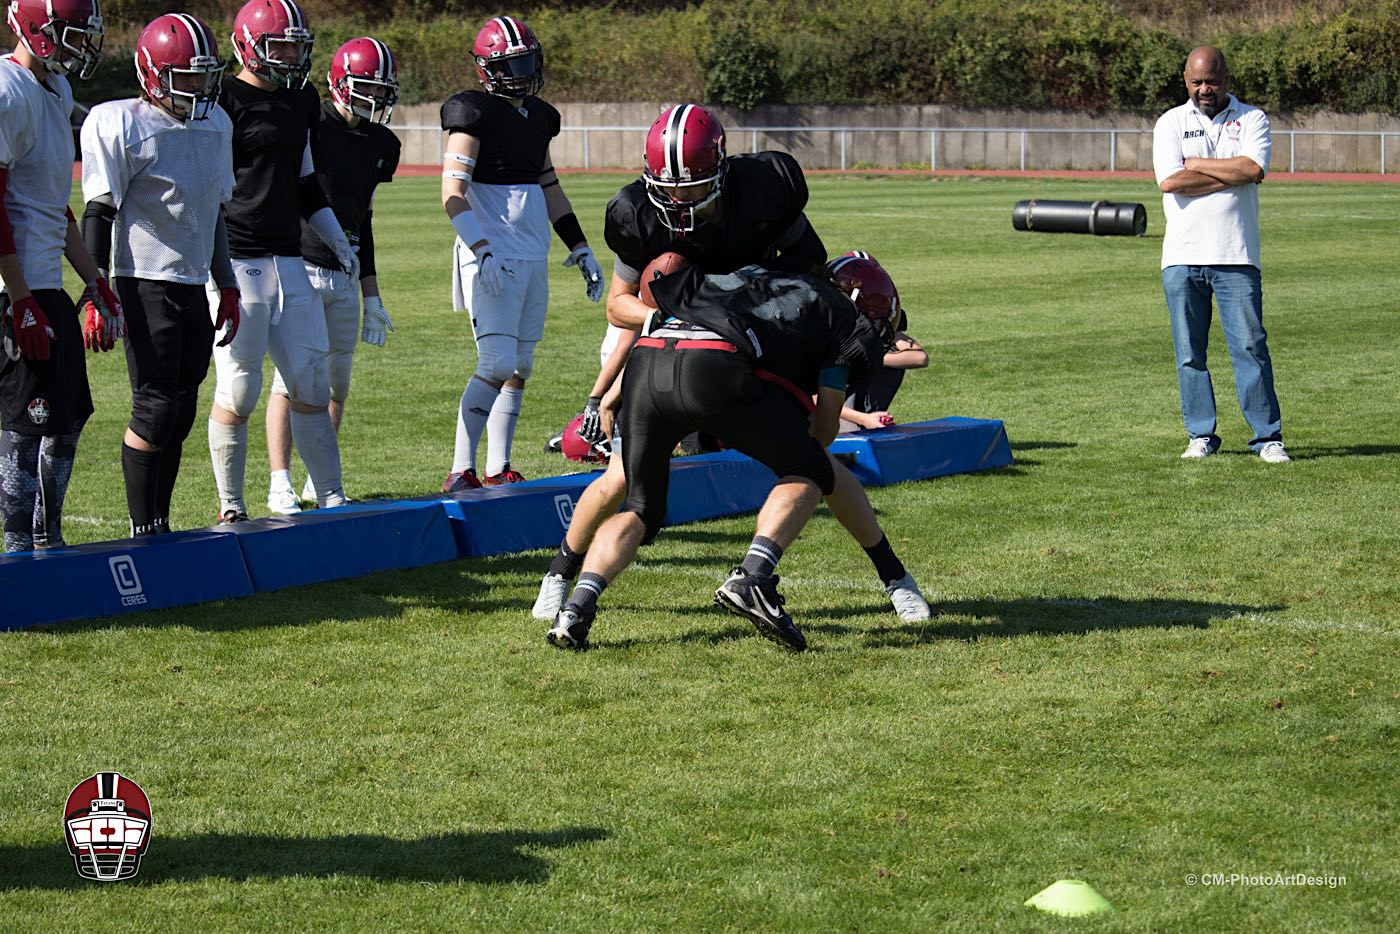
[1162,264,1282,449]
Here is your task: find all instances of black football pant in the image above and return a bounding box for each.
[618,340,834,543]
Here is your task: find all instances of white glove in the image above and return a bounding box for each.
[335,244,360,281]
[361,296,394,347]
[476,251,507,298]
[308,206,359,278]
[564,245,604,303]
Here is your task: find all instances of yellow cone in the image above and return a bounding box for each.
[1024,879,1117,917]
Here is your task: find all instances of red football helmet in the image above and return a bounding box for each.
[561,411,610,464]
[6,0,104,79]
[643,104,727,235]
[328,36,397,124]
[231,0,313,90]
[472,16,543,99]
[135,13,224,122]
[827,254,900,346]
[63,772,153,882]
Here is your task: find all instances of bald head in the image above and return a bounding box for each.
[1184,46,1230,116]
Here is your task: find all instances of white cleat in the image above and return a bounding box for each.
[267,486,302,516]
[532,573,570,621]
[883,572,931,622]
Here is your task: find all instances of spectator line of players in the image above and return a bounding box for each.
[2,3,927,651]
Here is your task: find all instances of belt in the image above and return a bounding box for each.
[635,336,737,352]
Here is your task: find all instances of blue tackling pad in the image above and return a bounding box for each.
[0,417,1010,629]
[0,530,254,631]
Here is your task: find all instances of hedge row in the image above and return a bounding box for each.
[78,0,1400,114]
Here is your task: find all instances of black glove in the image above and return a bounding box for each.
[577,396,605,446]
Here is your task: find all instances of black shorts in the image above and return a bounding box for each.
[119,277,214,444]
[618,340,833,530]
[0,289,93,436]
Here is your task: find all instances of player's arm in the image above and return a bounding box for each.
[811,384,847,448]
[840,404,893,431]
[64,205,123,352]
[300,139,358,277]
[769,212,827,274]
[540,154,603,302]
[883,332,927,370]
[441,131,488,252]
[605,270,653,331]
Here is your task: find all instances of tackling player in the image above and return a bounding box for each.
[439,15,603,493]
[264,36,401,514]
[0,0,121,553]
[81,12,236,537]
[547,260,910,652]
[206,0,360,524]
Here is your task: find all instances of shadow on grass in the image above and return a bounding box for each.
[1007,440,1078,452]
[1284,444,1400,459]
[0,826,607,890]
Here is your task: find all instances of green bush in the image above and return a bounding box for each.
[706,31,779,111]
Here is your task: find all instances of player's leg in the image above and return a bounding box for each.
[1210,265,1283,453]
[294,265,361,501]
[484,259,545,483]
[155,284,217,532]
[445,259,517,490]
[823,457,930,621]
[531,454,627,620]
[208,258,275,521]
[1162,265,1220,455]
[26,290,92,550]
[117,278,185,535]
[0,429,41,553]
[266,256,345,507]
[33,423,82,549]
[264,377,299,514]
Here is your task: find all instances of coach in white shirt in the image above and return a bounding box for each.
[1154,45,1288,464]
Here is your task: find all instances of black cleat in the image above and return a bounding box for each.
[547,605,594,651]
[714,567,806,651]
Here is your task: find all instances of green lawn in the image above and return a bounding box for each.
[1,175,1395,930]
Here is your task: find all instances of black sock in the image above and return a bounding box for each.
[863,535,907,585]
[566,572,608,617]
[154,443,182,530]
[548,539,586,579]
[122,443,161,536]
[741,536,784,577]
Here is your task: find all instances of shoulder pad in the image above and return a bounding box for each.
[441,91,493,135]
[532,98,562,137]
[745,151,809,212]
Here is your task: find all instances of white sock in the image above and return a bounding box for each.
[270,468,293,492]
[208,419,248,512]
[485,385,524,475]
[290,408,345,506]
[454,378,499,473]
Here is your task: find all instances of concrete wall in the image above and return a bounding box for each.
[392,103,1400,174]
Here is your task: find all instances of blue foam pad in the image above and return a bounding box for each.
[435,472,601,558]
[0,530,253,631]
[829,417,1013,485]
[661,450,777,524]
[217,500,459,592]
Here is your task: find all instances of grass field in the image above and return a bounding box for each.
[2,174,1396,930]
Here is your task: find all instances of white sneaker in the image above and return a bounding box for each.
[301,476,316,503]
[1259,441,1291,463]
[883,572,931,622]
[1180,437,1217,459]
[267,486,302,515]
[532,573,571,621]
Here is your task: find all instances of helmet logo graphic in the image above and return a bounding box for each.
[63,772,152,882]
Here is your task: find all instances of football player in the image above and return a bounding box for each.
[206,0,360,524]
[547,259,917,652]
[439,15,603,492]
[0,0,120,553]
[80,12,236,537]
[826,252,928,433]
[535,105,928,626]
[264,36,401,514]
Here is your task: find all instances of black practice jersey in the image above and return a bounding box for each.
[299,101,400,273]
[439,90,560,183]
[605,152,824,279]
[221,79,322,258]
[650,266,883,394]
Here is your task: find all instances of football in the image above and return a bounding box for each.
[639,251,691,307]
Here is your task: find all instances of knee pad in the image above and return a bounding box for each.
[475,333,519,384]
[327,350,353,402]
[217,365,262,418]
[128,388,181,449]
[513,342,536,381]
[287,360,331,409]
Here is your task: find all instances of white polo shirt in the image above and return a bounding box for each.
[1153,93,1271,270]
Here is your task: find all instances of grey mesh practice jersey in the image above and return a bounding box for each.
[81,98,234,285]
[0,56,74,292]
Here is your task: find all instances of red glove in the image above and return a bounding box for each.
[79,276,124,352]
[3,295,55,361]
[214,287,240,347]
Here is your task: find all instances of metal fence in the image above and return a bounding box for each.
[390,124,1400,174]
